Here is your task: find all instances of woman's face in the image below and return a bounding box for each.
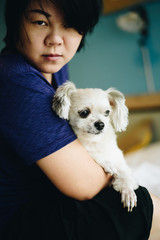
[16,0,83,83]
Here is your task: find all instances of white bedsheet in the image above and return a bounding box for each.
[125,141,160,197]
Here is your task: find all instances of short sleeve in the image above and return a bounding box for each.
[0,71,76,166]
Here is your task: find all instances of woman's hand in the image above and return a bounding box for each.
[36,139,112,200]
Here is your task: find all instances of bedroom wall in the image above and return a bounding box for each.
[0,0,6,51]
[68,1,160,95]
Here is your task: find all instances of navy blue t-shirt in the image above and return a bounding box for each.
[0,53,77,230]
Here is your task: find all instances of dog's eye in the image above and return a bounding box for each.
[78,109,90,118]
[105,110,110,117]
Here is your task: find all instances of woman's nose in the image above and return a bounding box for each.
[45,29,63,47]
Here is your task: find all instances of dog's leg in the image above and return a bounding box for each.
[88,149,138,211]
[112,166,138,212]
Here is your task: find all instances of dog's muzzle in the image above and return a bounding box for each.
[94,121,105,131]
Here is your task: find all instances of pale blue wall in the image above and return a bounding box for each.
[68,1,160,95]
[0,0,160,95]
[0,0,6,51]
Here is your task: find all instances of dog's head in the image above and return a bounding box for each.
[52,81,128,134]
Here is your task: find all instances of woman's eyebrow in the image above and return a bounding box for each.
[29,9,51,18]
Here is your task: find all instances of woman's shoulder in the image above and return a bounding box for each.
[0,52,39,77]
[0,52,69,90]
[0,52,53,94]
[0,53,44,88]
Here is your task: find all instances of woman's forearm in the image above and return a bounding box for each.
[36,139,112,200]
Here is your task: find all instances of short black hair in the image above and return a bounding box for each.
[2,0,103,53]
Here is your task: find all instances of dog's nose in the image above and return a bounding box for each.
[94,121,105,131]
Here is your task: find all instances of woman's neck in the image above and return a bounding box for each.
[41,72,52,84]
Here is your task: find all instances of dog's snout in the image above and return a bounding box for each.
[94,121,105,131]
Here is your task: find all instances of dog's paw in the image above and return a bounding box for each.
[121,188,137,212]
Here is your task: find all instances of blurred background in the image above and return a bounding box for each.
[0,0,160,199]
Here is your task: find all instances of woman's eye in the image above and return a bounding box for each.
[63,23,70,28]
[34,21,47,26]
[78,109,90,118]
[63,23,73,29]
[105,110,110,117]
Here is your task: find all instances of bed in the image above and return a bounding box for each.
[117,92,160,197]
[125,141,160,197]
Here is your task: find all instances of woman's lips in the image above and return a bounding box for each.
[43,54,62,61]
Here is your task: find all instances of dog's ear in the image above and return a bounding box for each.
[106,88,128,132]
[52,81,76,119]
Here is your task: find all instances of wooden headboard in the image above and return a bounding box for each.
[118,93,160,153]
[125,93,160,112]
[102,0,158,14]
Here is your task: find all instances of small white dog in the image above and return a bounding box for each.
[52,81,138,211]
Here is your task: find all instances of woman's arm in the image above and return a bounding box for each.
[149,194,160,240]
[36,139,112,200]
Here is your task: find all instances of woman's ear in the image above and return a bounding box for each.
[106,88,129,132]
[52,81,76,120]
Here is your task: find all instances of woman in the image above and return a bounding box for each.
[0,0,159,239]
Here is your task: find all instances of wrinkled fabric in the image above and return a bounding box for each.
[2,186,153,240]
[0,53,76,230]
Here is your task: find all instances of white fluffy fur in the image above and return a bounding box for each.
[52,81,138,211]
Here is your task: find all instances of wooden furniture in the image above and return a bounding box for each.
[118,93,160,153]
[103,0,157,14]
[125,93,160,111]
